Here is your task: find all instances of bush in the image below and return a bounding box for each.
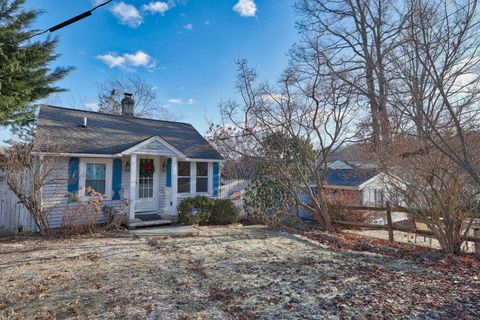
[178,196,238,225]
[178,196,212,225]
[209,199,238,225]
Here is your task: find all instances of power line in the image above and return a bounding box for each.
[27,0,112,40]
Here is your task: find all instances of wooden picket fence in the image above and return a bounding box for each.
[332,201,480,253]
[0,174,36,235]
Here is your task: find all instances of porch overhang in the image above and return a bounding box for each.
[120,135,185,157]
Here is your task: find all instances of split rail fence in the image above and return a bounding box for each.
[331,201,480,253]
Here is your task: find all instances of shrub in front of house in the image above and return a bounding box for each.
[178,196,212,225]
[178,196,238,225]
[208,199,238,225]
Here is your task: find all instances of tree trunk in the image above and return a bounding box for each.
[314,192,332,231]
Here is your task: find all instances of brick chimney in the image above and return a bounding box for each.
[121,93,134,117]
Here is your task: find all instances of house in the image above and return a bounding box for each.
[34,93,223,228]
[322,168,380,205]
[322,160,383,206]
[298,162,386,220]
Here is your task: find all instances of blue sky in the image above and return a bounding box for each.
[1,0,298,142]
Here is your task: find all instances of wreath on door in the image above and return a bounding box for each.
[140,159,155,176]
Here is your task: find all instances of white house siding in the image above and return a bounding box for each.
[41,157,220,227]
[41,157,123,228]
[360,175,409,223]
[360,176,387,207]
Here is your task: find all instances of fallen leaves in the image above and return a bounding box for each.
[0,226,479,319]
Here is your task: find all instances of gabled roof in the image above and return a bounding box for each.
[324,169,379,187]
[328,160,378,170]
[35,105,223,160]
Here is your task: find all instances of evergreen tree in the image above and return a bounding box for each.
[0,0,72,126]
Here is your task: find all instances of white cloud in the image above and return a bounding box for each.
[183,23,193,30]
[142,1,171,15]
[167,98,197,105]
[96,51,156,70]
[111,2,143,27]
[233,0,257,17]
[168,98,183,104]
[84,102,100,111]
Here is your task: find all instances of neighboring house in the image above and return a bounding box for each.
[34,94,223,228]
[298,161,386,220]
[323,168,380,206]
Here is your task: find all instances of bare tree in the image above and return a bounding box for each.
[96,75,178,120]
[0,142,62,236]
[378,138,479,254]
[213,58,357,230]
[295,0,406,145]
[389,0,480,187]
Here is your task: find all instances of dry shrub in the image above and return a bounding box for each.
[60,187,107,235]
[102,200,128,231]
[328,201,366,230]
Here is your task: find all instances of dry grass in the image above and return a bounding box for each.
[0,226,478,319]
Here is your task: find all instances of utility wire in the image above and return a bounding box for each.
[27,0,112,40]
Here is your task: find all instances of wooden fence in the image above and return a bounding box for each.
[0,174,36,235]
[331,201,480,253]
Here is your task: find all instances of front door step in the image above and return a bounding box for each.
[127,218,174,229]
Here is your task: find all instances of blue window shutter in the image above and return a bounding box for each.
[166,158,172,187]
[213,162,220,197]
[112,159,122,200]
[68,157,79,193]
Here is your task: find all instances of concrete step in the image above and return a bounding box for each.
[127,218,174,229]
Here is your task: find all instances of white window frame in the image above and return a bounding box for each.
[79,158,113,200]
[177,161,191,194]
[195,162,209,194]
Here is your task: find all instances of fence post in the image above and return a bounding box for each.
[475,228,480,255]
[386,201,394,242]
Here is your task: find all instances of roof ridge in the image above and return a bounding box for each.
[39,104,193,126]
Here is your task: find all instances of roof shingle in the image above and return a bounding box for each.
[35,105,223,160]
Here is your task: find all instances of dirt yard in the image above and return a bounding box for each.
[0,226,479,319]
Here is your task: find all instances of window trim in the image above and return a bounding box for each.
[79,158,113,200]
[196,162,209,193]
[177,161,191,194]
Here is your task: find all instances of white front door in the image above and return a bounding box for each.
[135,157,160,213]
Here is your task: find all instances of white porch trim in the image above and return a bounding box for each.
[121,136,185,157]
[129,154,137,220]
[169,157,178,215]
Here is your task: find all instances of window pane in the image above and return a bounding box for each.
[139,159,155,198]
[86,163,106,180]
[139,159,154,178]
[178,177,190,193]
[85,163,106,195]
[178,162,191,176]
[196,177,208,193]
[196,162,208,177]
[86,180,106,195]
